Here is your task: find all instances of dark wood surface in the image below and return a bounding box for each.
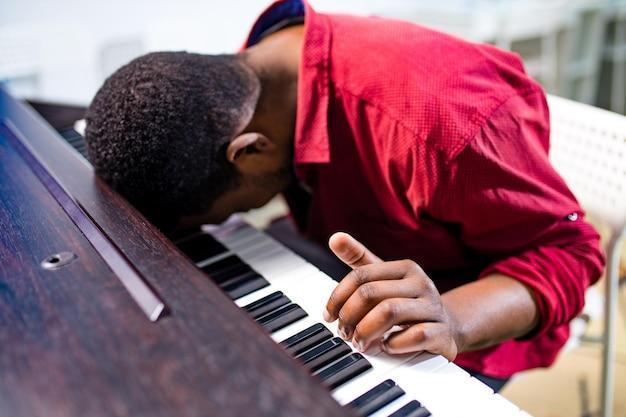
[0,88,354,417]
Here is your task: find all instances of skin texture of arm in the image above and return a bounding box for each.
[440,274,538,354]
[324,232,539,360]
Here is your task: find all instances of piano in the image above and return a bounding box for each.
[0,85,533,417]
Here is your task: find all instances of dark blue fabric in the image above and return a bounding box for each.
[247,0,305,47]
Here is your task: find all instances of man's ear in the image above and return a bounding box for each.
[226,132,275,163]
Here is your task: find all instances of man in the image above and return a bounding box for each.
[85,0,604,391]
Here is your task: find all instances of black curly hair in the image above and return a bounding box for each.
[85,51,260,231]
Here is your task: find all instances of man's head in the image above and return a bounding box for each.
[85,51,292,232]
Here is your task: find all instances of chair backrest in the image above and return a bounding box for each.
[548,94,626,231]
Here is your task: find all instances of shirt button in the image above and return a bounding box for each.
[567,213,579,221]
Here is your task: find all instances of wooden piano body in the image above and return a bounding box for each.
[0,86,353,417]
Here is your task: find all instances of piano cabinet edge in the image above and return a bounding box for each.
[0,88,356,417]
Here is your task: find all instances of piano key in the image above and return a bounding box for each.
[244,249,310,279]
[202,255,251,280]
[280,323,334,356]
[345,379,405,416]
[264,270,337,314]
[367,396,414,417]
[217,229,442,374]
[241,254,311,282]
[243,291,291,320]
[393,361,493,416]
[175,232,228,263]
[316,353,372,390]
[201,253,244,271]
[229,235,310,268]
[219,269,262,289]
[240,268,329,315]
[333,366,386,405]
[208,221,532,417]
[233,263,322,309]
[223,274,270,300]
[212,222,259,246]
[271,314,320,343]
[332,353,446,406]
[296,337,352,372]
[387,400,431,417]
[228,232,272,254]
[235,282,283,308]
[258,303,308,333]
[240,243,295,264]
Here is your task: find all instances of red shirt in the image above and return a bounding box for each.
[245,1,605,378]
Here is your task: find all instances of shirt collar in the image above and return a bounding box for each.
[244,0,331,164]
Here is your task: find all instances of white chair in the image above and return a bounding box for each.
[547,94,626,417]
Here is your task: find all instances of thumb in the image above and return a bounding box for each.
[328,232,383,269]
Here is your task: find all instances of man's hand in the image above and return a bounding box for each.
[323,232,461,361]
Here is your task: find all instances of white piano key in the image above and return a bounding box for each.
[395,362,497,417]
[223,232,268,252]
[333,351,446,408]
[469,376,495,395]
[239,245,313,277]
[332,365,391,404]
[234,264,323,308]
[214,223,257,245]
[247,251,308,277]
[205,221,533,417]
[232,238,280,258]
[239,245,290,267]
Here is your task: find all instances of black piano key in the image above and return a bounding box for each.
[387,400,430,417]
[201,254,243,273]
[222,274,270,300]
[258,304,308,333]
[74,142,86,154]
[346,379,405,416]
[296,337,352,372]
[219,269,261,289]
[243,291,291,320]
[209,266,254,285]
[202,256,252,283]
[176,233,228,263]
[315,353,372,390]
[280,323,333,356]
[223,274,269,300]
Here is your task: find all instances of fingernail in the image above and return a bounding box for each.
[323,309,333,322]
[354,339,365,352]
[338,325,346,339]
[339,325,353,340]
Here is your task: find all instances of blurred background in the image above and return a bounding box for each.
[1,1,625,417]
[0,0,624,114]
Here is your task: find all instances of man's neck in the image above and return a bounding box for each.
[242,25,303,147]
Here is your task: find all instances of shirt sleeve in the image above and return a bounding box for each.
[430,90,605,336]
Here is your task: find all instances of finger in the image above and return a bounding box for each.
[328,232,382,269]
[324,259,418,322]
[336,279,422,339]
[351,298,441,350]
[383,322,458,361]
